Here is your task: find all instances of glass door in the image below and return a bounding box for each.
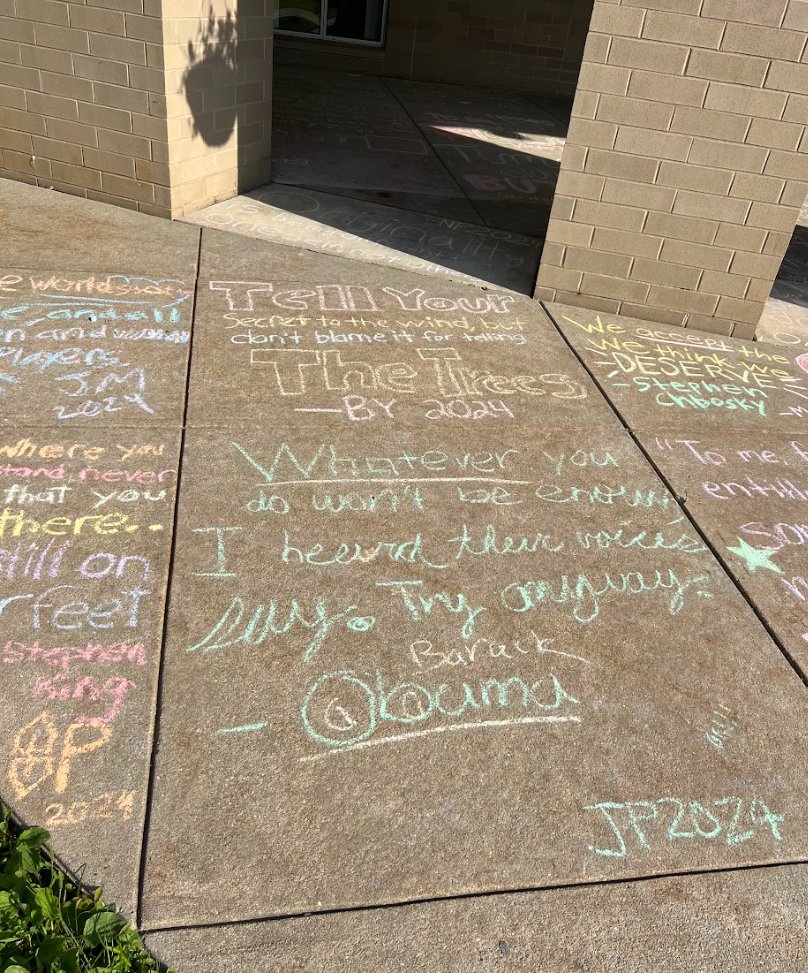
[275,0,387,44]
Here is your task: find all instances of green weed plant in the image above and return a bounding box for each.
[0,803,173,973]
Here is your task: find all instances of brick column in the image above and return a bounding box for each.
[161,0,273,217]
[536,0,808,338]
[0,1,272,218]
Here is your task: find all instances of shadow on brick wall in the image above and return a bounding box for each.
[183,8,239,148]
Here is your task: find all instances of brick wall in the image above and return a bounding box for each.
[275,0,594,97]
[536,0,808,338]
[0,0,171,214]
[161,0,272,217]
[0,0,273,217]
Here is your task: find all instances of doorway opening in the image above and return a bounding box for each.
[187,3,596,295]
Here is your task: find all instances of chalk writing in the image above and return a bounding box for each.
[586,796,783,857]
[300,667,581,754]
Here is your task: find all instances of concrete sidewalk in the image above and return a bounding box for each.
[0,180,806,972]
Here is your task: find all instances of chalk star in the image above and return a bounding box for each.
[727,537,782,574]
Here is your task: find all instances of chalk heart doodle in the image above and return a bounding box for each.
[797,353,808,375]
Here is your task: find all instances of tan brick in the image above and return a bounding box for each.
[30,135,82,165]
[585,147,659,183]
[715,296,765,324]
[0,17,35,45]
[673,104,752,142]
[592,226,663,258]
[762,230,792,254]
[33,24,89,55]
[546,220,595,248]
[82,146,136,178]
[660,239,734,271]
[0,127,33,153]
[124,14,164,44]
[657,160,734,195]
[622,0,702,12]
[646,210,718,244]
[576,62,631,96]
[627,69,708,107]
[784,0,808,30]
[643,11,724,49]
[550,196,575,222]
[571,90,599,120]
[0,106,47,135]
[608,36,690,74]
[583,31,611,64]
[780,180,808,205]
[77,101,132,133]
[563,246,633,278]
[601,177,676,212]
[714,222,768,252]
[746,200,801,231]
[0,62,40,91]
[534,286,557,303]
[40,71,93,102]
[541,241,565,267]
[729,250,784,277]
[17,0,69,26]
[551,290,622,315]
[588,3,646,37]
[555,170,605,200]
[573,197,647,232]
[2,148,50,177]
[723,22,806,61]
[647,284,720,315]
[562,144,588,173]
[581,272,650,303]
[538,264,583,292]
[566,117,617,149]
[128,63,165,93]
[0,38,20,63]
[20,41,73,74]
[71,8,126,34]
[703,0,789,26]
[614,126,691,162]
[765,150,808,181]
[596,93,674,129]
[688,138,768,173]
[97,128,150,158]
[746,116,804,151]
[630,257,701,289]
[687,314,734,335]
[730,171,786,203]
[88,33,146,66]
[686,50,769,87]
[44,116,98,147]
[26,91,78,121]
[699,270,750,299]
[705,83,788,120]
[0,85,26,110]
[731,321,758,339]
[765,61,808,95]
[746,278,775,301]
[620,302,687,327]
[93,82,150,114]
[673,191,751,225]
[50,160,102,190]
[72,54,129,85]
[101,171,155,203]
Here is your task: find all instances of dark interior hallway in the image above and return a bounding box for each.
[184,65,572,293]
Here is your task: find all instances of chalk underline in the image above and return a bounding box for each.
[217,722,269,734]
[255,477,531,487]
[300,715,581,762]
